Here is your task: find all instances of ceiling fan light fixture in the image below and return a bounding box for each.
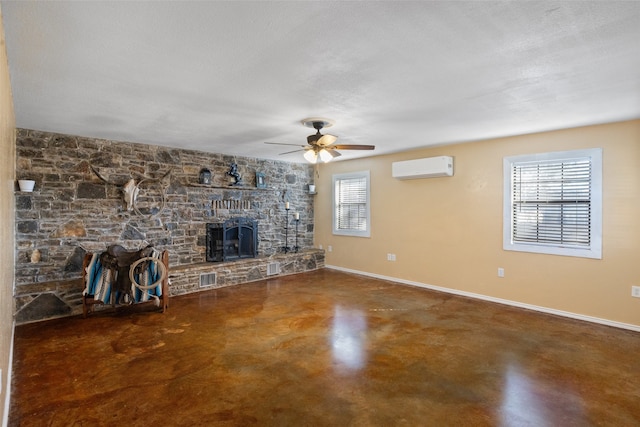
[304,149,318,164]
[318,149,333,163]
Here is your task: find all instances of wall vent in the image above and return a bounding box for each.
[200,272,217,288]
[267,262,280,276]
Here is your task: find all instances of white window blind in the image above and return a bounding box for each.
[503,149,602,259]
[333,171,370,237]
[512,159,591,246]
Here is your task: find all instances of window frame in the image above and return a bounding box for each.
[332,170,371,238]
[503,148,602,259]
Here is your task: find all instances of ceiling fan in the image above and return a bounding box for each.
[265,118,375,163]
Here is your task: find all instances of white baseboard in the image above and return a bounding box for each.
[2,320,15,427]
[326,265,640,333]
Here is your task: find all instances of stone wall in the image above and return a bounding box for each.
[14,129,318,323]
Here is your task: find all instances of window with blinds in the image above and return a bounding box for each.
[503,149,602,259]
[333,171,370,237]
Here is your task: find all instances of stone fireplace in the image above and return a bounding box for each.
[13,129,317,323]
[206,217,258,262]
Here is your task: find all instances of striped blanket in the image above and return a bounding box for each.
[83,249,164,306]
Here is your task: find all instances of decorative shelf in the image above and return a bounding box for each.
[190,183,275,191]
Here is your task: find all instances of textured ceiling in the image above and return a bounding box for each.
[2,1,640,163]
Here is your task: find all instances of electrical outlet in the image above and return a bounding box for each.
[327,245,332,252]
[498,268,505,278]
[318,244,323,250]
[387,253,396,261]
[632,286,640,298]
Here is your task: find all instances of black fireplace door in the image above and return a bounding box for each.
[207,218,257,262]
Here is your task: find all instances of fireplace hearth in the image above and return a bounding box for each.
[206,218,258,262]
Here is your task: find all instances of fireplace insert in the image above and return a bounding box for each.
[206,217,257,262]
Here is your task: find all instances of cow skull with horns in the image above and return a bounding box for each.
[90,165,171,214]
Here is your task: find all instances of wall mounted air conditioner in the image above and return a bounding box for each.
[392,156,454,180]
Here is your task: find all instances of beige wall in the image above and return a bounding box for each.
[0,5,16,424]
[315,120,640,328]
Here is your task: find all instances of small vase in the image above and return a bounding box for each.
[31,249,41,263]
[18,180,35,192]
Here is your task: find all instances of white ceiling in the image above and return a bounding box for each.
[2,1,639,163]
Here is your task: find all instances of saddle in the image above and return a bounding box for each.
[100,244,155,304]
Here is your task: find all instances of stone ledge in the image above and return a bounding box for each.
[171,248,323,272]
[169,249,325,295]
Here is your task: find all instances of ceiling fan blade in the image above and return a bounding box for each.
[317,134,338,146]
[278,148,306,155]
[264,141,306,147]
[332,144,375,150]
[326,149,341,158]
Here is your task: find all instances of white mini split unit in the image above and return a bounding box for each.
[392,156,454,180]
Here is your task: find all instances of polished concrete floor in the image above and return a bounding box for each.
[10,269,640,426]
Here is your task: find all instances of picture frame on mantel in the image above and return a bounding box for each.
[256,172,266,189]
